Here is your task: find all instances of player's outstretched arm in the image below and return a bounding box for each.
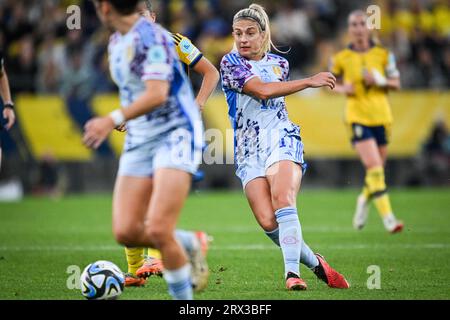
[243,72,336,100]
[83,80,169,149]
[192,57,220,111]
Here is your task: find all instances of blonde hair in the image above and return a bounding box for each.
[233,3,281,56]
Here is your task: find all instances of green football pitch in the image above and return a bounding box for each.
[0,188,449,300]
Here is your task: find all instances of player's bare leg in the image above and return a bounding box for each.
[245,178,278,232]
[145,168,208,295]
[267,161,349,289]
[112,176,153,287]
[264,161,307,290]
[355,140,403,233]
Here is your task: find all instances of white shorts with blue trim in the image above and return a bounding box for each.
[118,127,201,177]
[236,133,306,189]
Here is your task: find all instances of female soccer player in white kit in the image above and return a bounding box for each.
[84,0,207,299]
[220,3,350,290]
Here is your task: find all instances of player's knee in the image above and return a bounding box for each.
[146,226,170,248]
[258,216,278,232]
[114,232,136,247]
[113,225,140,247]
[271,189,296,210]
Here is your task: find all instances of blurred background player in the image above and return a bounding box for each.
[122,0,219,287]
[330,10,404,233]
[220,3,349,291]
[84,0,208,299]
[0,47,15,172]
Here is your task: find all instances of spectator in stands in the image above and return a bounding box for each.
[60,46,94,101]
[420,120,450,186]
[36,33,64,94]
[272,0,315,72]
[7,36,37,94]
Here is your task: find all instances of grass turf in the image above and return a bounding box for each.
[0,188,449,300]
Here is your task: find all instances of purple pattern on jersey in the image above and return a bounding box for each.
[131,22,173,80]
[220,54,255,92]
[220,51,300,167]
[130,36,147,78]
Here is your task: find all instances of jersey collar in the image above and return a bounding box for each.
[347,39,376,52]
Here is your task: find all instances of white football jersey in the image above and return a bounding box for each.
[108,18,202,151]
[220,51,299,165]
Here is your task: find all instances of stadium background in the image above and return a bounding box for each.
[0,0,449,301]
[0,0,448,196]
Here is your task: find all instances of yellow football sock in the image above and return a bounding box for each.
[148,248,162,259]
[125,247,145,275]
[365,166,393,218]
[373,193,393,218]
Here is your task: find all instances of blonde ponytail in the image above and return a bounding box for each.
[233,3,282,56]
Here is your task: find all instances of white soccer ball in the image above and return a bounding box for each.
[80,260,125,300]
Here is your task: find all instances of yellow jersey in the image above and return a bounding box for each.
[330,43,400,126]
[170,33,203,77]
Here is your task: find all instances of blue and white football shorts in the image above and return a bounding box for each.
[118,126,201,178]
[236,129,307,189]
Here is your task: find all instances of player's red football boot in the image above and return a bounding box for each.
[313,254,350,289]
[136,257,164,278]
[390,222,404,234]
[285,272,307,291]
[124,273,147,287]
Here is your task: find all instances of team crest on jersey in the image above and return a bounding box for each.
[272,66,282,77]
[354,125,363,138]
[126,45,135,62]
[179,38,193,54]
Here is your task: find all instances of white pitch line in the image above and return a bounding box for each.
[203,226,449,234]
[0,243,449,252]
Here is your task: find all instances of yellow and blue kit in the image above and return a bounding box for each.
[330,42,400,145]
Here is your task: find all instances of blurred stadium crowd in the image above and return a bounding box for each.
[0,0,449,100]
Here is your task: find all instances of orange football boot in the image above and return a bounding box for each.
[124,273,147,287]
[136,257,164,278]
[313,254,350,289]
[285,272,308,291]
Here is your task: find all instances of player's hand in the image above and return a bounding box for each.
[363,71,376,86]
[114,123,127,132]
[3,107,15,130]
[83,116,115,149]
[308,72,336,90]
[343,83,355,96]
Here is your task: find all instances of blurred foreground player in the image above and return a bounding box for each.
[85,0,208,299]
[122,0,219,287]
